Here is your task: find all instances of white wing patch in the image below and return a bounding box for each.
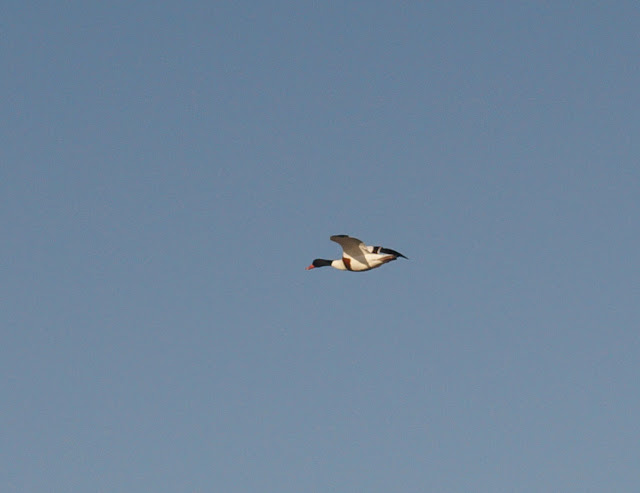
[330,235,367,259]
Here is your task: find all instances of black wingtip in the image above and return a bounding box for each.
[380,247,408,259]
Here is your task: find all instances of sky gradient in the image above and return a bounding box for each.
[3,2,640,492]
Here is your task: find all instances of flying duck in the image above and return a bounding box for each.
[306,235,408,272]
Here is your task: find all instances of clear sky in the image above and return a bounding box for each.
[2,2,639,492]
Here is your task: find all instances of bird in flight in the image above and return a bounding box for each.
[306,235,408,272]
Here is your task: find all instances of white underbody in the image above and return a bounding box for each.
[331,253,396,272]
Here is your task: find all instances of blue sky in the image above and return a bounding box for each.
[2,2,639,491]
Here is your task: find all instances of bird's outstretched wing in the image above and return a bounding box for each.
[330,235,367,259]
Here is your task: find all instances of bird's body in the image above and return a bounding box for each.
[306,235,408,272]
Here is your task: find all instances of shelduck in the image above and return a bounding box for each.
[306,235,408,272]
